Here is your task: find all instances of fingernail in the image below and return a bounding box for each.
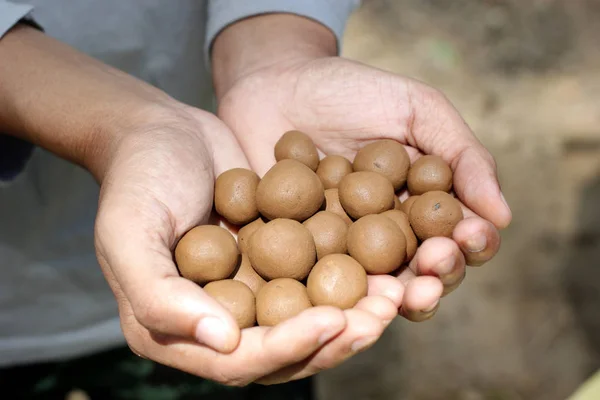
[437,257,456,275]
[318,327,342,345]
[351,336,378,353]
[195,317,230,351]
[421,300,439,313]
[465,235,487,253]
[500,192,510,210]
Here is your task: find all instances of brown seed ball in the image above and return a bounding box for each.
[353,140,411,191]
[409,191,463,241]
[407,155,453,195]
[316,155,353,189]
[307,254,367,309]
[322,189,353,226]
[256,278,312,326]
[400,195,420,215]
[303,211,348,260]
[256,159,324,221]
[231,254,266,296]
[347,214,406,274]
[394,196,402,210]
[203,280,256,329]
[214,168,260,225]
[338,171,395,219]
[237,217,265,254]
[380,210,418,262]
[248,218,316,280]
[175,225,240,284]
[274,130,320,171]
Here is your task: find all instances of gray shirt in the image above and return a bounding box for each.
[0,0,359,367]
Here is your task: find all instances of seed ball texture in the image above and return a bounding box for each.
[347,214,406,274]
[409,191,463,241]
[303,211,348,260]
[380,209,418,262]
[237,217,265,254]
[248,218,317,280]
[175,225,240,284]
[256,159,324,221]
[316,155,353,189]
[231,253,267,296]
[256,278,312,326]
[407,155,453,195]
[353,140,411,190]
[338,171,395,219]
[322,188,353,226]
[401,195,420,215]
[307,254,367,309]
[214,168,260,225]
[203,280,256,329]
[274,130,320,171]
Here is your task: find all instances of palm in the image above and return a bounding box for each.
[219,57,422,175]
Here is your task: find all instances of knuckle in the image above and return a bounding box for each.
[211,370,251,387]
[132,295,162,331]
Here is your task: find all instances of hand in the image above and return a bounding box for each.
[214,19,512,325]
[93,105,397,386]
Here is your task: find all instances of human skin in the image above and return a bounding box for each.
[0,24,403,386]
[212,14,512,382]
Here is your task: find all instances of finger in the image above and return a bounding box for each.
[257,309,384,385]
[453,212,502,267]
[354,295,399,325]
[398,274,443,322]
[366,274,405,308]
[409,237,466,296]
[406,81,512,229]
[125,305,346,387]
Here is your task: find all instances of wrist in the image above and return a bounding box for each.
[211,13,336,100]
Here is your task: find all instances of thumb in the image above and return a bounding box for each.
[95,198,241,353]
[406,81,512,229]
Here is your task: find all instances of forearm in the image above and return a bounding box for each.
[0,25,179,179]
[211,14,337,100]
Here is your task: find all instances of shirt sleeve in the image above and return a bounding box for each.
[204,0,361,60]
[0,1,40,183]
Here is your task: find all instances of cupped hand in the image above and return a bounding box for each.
[93,105,395,386]
[218,56,512,322]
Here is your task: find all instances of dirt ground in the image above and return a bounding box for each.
[315,1,600,399]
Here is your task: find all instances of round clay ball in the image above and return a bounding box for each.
[231,253,266,296]
[394,196,402,210]
[237,217,265,254]
[303,211,348,260]
[353,140,411,191]
[214,168,260,225]
[274,130,319,171]
[316,155,353,189]
[338,171,395,219]
[347,214,406,274]
[409,191,463,241]
[407,155,453,195]
[248,218,316,280]
[380,210,418,262]
[307,254,367,309]
[400,195,420,215]
[175,225,240,284]
[322,188,353,226]
[256,159,324,221]
[203,279,256,329]
[256,278,312,326]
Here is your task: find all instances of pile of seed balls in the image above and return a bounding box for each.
[174,131,462,329]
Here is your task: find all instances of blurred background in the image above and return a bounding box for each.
[315,1,600,399]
